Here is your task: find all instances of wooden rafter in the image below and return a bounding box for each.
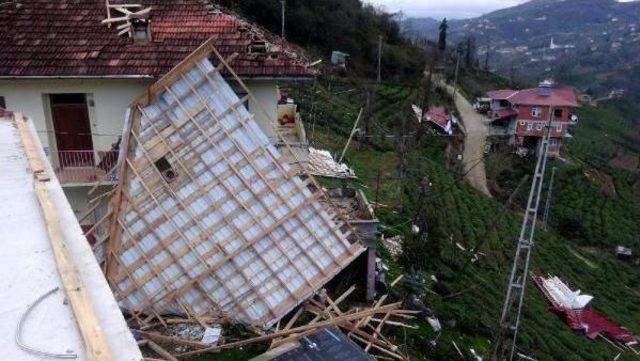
[99,37,367,328]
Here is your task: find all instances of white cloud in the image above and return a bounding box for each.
[366,0,529,19]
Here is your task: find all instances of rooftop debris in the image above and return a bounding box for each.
[256,327,375,361]
[532,274,639,349]
[89,38,365,330]
[307,147,357,179]
[412,104,457,135]
[142,286,417,360]
[615,245,633,259]
[380,235,403,260]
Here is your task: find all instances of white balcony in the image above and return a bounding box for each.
[52,150,118,186]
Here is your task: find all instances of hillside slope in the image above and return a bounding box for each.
[404,0,640,98]
[288,77,640,360]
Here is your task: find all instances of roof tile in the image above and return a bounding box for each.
[0,0,316,78]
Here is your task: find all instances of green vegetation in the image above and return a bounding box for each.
[208,3,639,359]
[552,102,640,249]
[287,77,640,360]
[216,0,428,80]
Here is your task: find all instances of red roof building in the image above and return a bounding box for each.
[425,106,454,135]
[484,81,579,156]
[0,0,318,223]
[0,0,316,78]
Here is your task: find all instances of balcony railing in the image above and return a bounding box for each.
[53,150,118,185]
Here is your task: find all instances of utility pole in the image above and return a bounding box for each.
[492,109,555,361]
[338,108,364,163]
[452,50,461,100]
[280,0,286,40]
[542,166,557,231]
[377,35,383,83]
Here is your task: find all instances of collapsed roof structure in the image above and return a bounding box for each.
[532,274,639,348]
[91,38,366,329]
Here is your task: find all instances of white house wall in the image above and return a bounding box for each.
[0,78,153,153]
[0,78,278,155]
[243,80,279,141]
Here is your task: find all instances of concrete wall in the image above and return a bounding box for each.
[242,79,279,140]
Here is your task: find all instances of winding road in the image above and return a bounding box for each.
[443,83,492,196]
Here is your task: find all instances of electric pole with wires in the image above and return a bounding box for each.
[492,108,555,361]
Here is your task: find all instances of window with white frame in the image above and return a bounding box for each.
[531,106,543,118]
[556,123,563,132]
[526,122,533,131]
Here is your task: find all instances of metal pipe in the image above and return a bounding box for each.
[15,287,78,359]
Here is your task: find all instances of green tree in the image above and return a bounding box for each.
[438,18,448,52]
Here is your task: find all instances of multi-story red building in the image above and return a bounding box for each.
[484,81,579,156]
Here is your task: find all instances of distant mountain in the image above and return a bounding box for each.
[403,0,640,98]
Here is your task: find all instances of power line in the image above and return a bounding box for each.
[492,108,555,361]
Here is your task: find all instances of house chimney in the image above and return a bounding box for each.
[538,79,553,96]
[131,18,152,42]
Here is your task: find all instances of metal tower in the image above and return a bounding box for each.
[542,166,558,231]
[492,109,555,361]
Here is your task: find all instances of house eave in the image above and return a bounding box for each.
[0,75,156,80]
[0,75,316,81]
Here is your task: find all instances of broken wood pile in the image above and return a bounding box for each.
[139,285,417,360]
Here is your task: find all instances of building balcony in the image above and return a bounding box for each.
[52,150,118,186]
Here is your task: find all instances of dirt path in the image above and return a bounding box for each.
[442,83,492,196]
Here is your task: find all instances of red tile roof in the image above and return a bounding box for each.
[487,89,518,100]
[0,0,316,78]
[425,106,449,129]
[488,87,578,107]
[509,87,578,107]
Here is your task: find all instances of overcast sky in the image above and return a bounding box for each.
[365,0,529,19]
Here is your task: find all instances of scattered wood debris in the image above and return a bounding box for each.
[136,286,416,360]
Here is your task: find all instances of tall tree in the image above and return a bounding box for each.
[464,35,476,68]
[438,18,448,52]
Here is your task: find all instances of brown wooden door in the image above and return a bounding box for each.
[50,94,94,167]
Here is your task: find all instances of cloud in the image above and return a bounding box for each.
[366,0,529,19]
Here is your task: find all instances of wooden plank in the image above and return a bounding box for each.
[105,108,136,282]
[14,113,49,181]
[171,302,402,358]
[19,157,112,358]
[14,114,112,359]
[146,340,179,361]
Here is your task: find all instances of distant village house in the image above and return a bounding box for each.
[482,81,579,156]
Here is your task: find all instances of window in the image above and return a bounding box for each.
[531,107,543,118]
[155,156,178,182]
[554,108,563,119]
[526,122,533,131]
[556,123,563,132]
[0,96,5,109]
